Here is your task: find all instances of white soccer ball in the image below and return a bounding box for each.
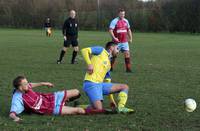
[184,98,197,112]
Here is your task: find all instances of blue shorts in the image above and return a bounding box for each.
[53,90,67,115]
[118,42,129,52]
[83,81,113,103]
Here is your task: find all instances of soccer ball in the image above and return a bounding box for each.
[184,98,197,112]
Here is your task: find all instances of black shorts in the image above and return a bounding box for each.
[64,38,78,47]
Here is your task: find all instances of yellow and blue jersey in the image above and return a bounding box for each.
[81,46,111,83]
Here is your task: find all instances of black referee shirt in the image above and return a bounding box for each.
[44,22,51,28]
[62,17,78,38]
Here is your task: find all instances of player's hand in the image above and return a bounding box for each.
[113,37,120,43]
[13,117,22,122]
[64,36,67,41]
[87,64,94,74]
[129,39,132,43]
[43,82,54,88]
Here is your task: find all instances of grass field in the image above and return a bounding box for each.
[0,28,199,130]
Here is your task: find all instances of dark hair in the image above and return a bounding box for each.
[105,41,116,50]
[13,76,26,89]
[12,76,26,94]
[118,8,125,13]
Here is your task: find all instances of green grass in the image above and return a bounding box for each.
[0,29,199,130]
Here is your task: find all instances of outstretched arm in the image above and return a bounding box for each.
[30,82,54,88]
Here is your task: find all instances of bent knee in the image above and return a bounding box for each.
[74,47,79,51]
[67,89,81,100]
[74,89,80,95]
[70,89,80,97]
[122,84,129,90]
[124,51,130,58]
[77,108,85,114]
[62,47,67,51]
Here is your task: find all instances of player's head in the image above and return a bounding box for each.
[105,41,119,57]
[69,10,76,19]
[46,18,50,22]
[118,8,125,19]
[13,76,29,92]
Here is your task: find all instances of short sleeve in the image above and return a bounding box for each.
[91,46,104,55]
[125,19,130,29]
[105,71,111,79]
[10,92,24,115]
[109,18,118,29]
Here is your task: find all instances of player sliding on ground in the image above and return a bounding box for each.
[9,76,85,122]
[81,41,134,114]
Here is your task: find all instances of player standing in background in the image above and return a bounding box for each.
[81,42,134,114]
[9,76,85,122]
[44,18,52,37]
[109,9,133,72]
[57,10,79,64]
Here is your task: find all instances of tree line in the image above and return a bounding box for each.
[0,0,199,33]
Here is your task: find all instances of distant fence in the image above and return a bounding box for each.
[0,0,199,33]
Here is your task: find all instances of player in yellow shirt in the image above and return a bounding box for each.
[81,41,134,114]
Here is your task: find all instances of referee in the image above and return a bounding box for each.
[57,10,79,64]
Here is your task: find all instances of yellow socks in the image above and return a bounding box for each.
[118,92,128,108]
